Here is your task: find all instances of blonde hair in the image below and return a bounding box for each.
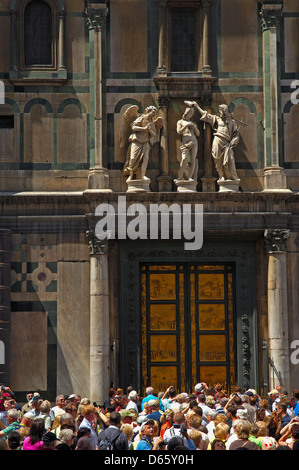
[214,423,230,440]
[206,395,216,408]
[256,420,268,437]
[160,409,174,423]
[189,429,202,447]
[83,405,95,417]
[214,414,227,426]
[121,424,133,440]
[235,420,251,439]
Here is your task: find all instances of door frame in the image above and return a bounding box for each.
[119,240,258,394]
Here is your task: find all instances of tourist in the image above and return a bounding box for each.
[22,418,45,450]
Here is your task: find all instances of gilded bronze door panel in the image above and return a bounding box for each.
[141,263,235,394]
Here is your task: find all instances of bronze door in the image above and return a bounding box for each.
[140,263,235,394]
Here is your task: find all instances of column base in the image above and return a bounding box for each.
[126,177,151,192]
[263,167,292,192]
[174,178,198,193]
[88,166,110,190]
[217,178,240,192]
[157,175,173,192]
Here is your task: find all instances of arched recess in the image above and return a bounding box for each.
[57,99,88,164]
[24,98,54,163]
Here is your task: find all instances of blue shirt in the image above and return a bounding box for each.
[136,437,153,450]
[79,418,98,450]
[141,394,157,410]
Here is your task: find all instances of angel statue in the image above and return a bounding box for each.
[120,105,163,182]
[176,102,200,181]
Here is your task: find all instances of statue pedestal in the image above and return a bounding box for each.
[174,179,197,193]
[217,179,240,192]
[126,178,151,193]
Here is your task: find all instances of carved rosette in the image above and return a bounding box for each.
[264,229,290,253]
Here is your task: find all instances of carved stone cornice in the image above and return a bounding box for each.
[86,230,108,255]
[153,75,216,100]
[260,4,283,31]
[264,229,290,253]
[85,4,109,31]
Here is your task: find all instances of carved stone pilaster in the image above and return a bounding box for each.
[157,94,172,191]
[86,230,109,255]
[86,226,110,404]
[264,229,290,253]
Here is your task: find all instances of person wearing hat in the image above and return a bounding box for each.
[120,408,138,426]
[30,394,43,418]
[136,419,163,450]
[21,392,34,416]
[42,431,59,450]
[194,382,208,396]
[126,390,139,413]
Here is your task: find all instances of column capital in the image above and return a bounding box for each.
[157,94,170,109]
[85,4,109,31]
[202,0,212,8]
[86,230,108,255]
[260,4,283,31]
[264,229,290,253]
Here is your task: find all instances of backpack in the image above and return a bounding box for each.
[98,429,122,450]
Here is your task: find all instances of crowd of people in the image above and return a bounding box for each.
[1,382,299,451]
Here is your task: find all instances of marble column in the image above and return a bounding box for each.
[202,0,212,75]
[157,94,172,192]
[201,101,216,192]
[260,3,289,192]
[86,4,110,190]
[264,229,290,391]
[157,0,167,76]
[58,10,66,72]
[86,230,110,405]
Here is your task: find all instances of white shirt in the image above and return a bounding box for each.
[126,400,138,413]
